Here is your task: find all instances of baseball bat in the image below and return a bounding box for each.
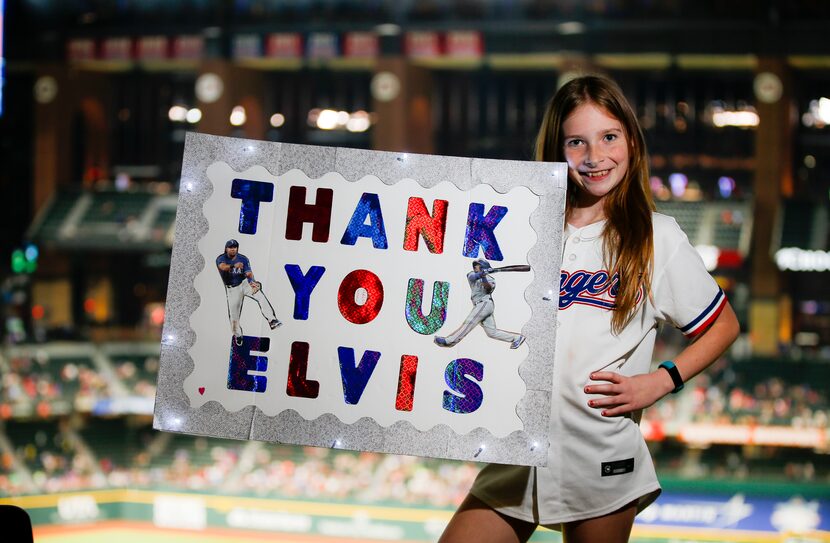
[491,265,531,272]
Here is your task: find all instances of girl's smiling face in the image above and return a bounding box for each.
[562,102,630,209]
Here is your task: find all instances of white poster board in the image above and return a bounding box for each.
[154,133,567,466]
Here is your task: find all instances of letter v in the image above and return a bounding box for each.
[337,347,381,405]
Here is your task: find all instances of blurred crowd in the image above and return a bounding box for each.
[229,445,480,507]
[2,414,826,502]
[644,358,829,429]
[0,428,481,507]
[1,352,157,412]
[3,349,828,428]
[690,375,828,428]
[1,346,828,501]
[1,355,113,414]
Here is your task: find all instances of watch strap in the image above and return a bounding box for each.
[658,360,684,394]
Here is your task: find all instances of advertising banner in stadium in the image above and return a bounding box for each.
[636,492,830,535]
[154,133,567,466]
[8,489,829,540]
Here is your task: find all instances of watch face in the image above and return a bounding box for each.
[754,72,783,104]
[195,73,224,104]
[34,76,58,104]
[370,71,400,103]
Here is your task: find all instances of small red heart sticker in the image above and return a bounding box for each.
[198,387,205,395]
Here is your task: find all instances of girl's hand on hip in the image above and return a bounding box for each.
[584,370,674,417]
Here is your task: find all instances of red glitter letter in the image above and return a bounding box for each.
[395,355,419,412]
[286,341,320,398]
[285,186,334,242]
[403,197,448,253]
[337,269,384,324]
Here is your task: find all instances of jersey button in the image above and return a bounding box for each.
[573,237,581,244]
[568,254,577,261]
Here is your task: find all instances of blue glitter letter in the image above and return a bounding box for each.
[340,192,388,249]
[231,178,275,235]
[337,346,381,405]
[227,336,269,392]
[462,203,507,261]
[442,358,484,414]
[285,264,326,320]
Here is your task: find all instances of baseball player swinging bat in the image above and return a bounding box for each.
[434,259,530,349]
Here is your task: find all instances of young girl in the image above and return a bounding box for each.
[439,75,740,543]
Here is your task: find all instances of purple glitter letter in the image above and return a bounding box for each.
[462,203,507,261]
[442,358,484,414]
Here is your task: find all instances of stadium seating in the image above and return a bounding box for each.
[1,341,828,500]
[110,354,158,399]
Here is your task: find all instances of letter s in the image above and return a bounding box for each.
[442,358,484,414]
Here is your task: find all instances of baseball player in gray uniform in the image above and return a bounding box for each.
[434,259,525,349]
[216,239,281,345]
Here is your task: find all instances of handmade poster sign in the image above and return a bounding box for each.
[154,132,567,466]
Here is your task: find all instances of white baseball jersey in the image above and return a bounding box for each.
[471,213,727,526]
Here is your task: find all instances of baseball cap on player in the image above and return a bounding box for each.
[225,239,239,248]
[473,259,491,270]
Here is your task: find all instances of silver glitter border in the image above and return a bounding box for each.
[153,132,566,466]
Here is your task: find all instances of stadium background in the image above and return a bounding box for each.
[0,0,829,541]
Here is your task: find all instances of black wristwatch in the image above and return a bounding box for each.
[658,360,684,394]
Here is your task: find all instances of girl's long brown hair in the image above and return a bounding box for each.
[536,75,655,333]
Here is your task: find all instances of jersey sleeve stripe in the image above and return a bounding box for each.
[679,288,727,338]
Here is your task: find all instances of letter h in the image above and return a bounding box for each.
[285,186,334,242]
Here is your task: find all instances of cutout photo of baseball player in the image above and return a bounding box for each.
[216,239,281,345]
[434,259,529,349]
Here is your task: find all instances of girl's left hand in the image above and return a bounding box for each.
[584,370,674,417]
